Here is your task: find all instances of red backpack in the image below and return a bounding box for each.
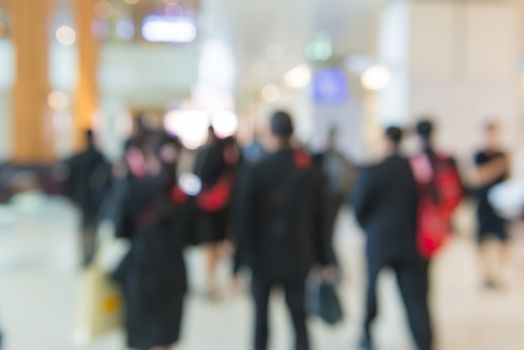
[410,153,464,258]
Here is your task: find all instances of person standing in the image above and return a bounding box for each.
[473,122,511,289]
[193,127,240,299]
[235,111,329,350]
[113,137,189,350]
[352,127,433,350]
[64,130,111,267]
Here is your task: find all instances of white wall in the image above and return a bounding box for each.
[408,1,522,158]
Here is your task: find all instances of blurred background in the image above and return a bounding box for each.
[1,0,524,349]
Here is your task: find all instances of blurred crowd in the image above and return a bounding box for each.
[9,110,516,350]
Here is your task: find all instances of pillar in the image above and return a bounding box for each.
[11,0,54,164]
[74,0,98,150]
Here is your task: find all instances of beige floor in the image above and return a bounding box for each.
[0,192,523,350]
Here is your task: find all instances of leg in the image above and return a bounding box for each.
[283,279,310,350]
[252,277,272,350]
[81,215,97,267]
[479,236,500,287]
[394,260,433,350]
[205,243,222,298]
[363,260,381,344]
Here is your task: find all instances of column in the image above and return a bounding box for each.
[11,0,54,164]
[73,0,98,150]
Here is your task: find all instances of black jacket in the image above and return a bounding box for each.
[235,148,329,280]
[352,154,419,262]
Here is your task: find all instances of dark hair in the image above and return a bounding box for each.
[85,129,94,144]
[416,119,434,141]
[270,110,294,138]
[385,126,403,146]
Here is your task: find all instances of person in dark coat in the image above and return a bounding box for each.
[113,137,189,350]
[314,128,358,266]
[473,121,510,289]
[235,111,330,350]
[193,126,240,299]
[352,127,433,350]
[65,130,110,267]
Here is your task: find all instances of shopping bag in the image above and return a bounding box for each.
[74,223,125,346]
[73,263,123,346]
[308,276,344,325]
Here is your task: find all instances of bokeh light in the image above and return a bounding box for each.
[261,84,280,103]
[164,110,209,150]
[95,0,115,21]
[361,64,391,91]
[55,26,76,46]
[47,91,70,111]
[284,64,311,89]
[212,111,239,138]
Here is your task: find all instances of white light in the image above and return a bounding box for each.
[362,64,391,91]
[164,110,209,150]
[284,64,311,89]
[179,173,202,196]
[261,84,280,103]
[56,26,76,46]
[47,91,70,111]
[142,16,197,43]
[212,111,238,138]
[116,20,135,40]
[266,43,283,61]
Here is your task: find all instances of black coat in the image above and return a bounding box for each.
[352,154,420,263]
[114,175,188,350]
[235,148,329,281]
[65,146,110,217]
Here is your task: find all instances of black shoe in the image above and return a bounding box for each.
[358,336,375,350]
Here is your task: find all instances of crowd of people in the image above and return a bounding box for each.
[61,110,513,350]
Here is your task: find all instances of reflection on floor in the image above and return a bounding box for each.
[0,193,524,350]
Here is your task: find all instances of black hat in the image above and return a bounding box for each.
[270,111,294,137]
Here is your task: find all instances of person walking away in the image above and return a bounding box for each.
[352,127,433,350]
[64,130,111,267]
[235,111,330,350]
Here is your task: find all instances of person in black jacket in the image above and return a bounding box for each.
[352,127,433,350]
[113,137,189,350]
[65,130,110,267]
[235,111,329,350]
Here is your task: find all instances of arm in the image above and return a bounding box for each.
[351,167,377,228]
[474,154,510,186]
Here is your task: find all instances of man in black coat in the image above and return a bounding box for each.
[65,130,110,266]
[235,111,329,350]
[352,127,433,350]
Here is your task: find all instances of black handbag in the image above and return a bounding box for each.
[308,277,344,325]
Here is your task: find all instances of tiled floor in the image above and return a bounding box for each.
[1,192,524,350]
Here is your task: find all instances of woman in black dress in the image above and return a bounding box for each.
[473,122,510,289]
[193,128,241,299]
[114,136,190,350]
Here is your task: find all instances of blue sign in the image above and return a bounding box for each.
[313,68,349,105]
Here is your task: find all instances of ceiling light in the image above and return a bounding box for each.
[142,16,197,43]
[284,64,311,89]
[56,25,76,46]
[361,64,391,91]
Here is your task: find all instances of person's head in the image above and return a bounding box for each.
[268,110,294,150]
[207,125,218,144]
[85,129,95,147]
[383,126,403,156]
[416,118,434,149]
[326,127,337,150]
[483,121,502,150]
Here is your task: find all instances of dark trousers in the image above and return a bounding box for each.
[80,213,97,267]
[252,276,310,350]
[364,258,433,350]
